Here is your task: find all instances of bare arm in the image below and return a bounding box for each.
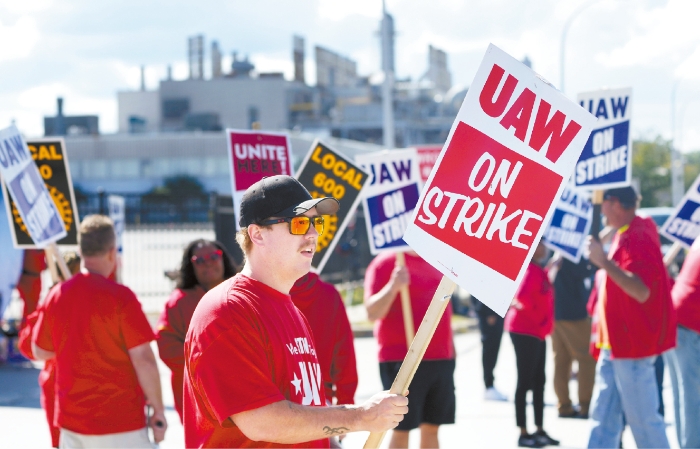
[364,265,409,322]
[128,342,168,443]
[31,343,55,361]
[231,391,408,444]
[585,236,650,303]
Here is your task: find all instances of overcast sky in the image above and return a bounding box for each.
[1,0,699,151]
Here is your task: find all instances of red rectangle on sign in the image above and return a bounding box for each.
[229,132,292,191]
[413,122,562,280]
[416,146,442,182]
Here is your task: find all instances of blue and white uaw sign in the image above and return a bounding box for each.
[660,173,700,249]
[0,125,66,248]
[574,88,632,190]
[543,185,592,263]
[356,149,421,254]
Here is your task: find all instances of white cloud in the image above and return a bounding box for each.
[0,16,40,61]
[317,0,383,21]
[0,0,53,14]
[675,46,700,81]
[595,0,700,69]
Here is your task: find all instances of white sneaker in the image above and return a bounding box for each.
[484,386,508,401]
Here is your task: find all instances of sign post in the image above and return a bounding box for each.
[364,44,596,448]
[2,138,80,247]
[574,88,633,241]
[226,129,294,230]
[543,185,593,262]
[356,148,422,347]
[0,127,71,281]
[660,172,700,249]
[108,195,126,282]
[295,140,369,273]
[0,126,67,248]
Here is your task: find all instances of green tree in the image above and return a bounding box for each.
[632,137,671,207]
[143,175,208,204]
[683,151,700,190]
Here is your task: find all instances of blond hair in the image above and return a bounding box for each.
[79,215,116,257]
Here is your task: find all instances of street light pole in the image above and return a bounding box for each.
[560,0,604,95]
[671,79,685,205]
[381,0,395,149]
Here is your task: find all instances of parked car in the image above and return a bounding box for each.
[638,206,685,276]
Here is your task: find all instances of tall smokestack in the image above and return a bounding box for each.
[140,65,146,91]
[381,0,395,148]
[211,40,222,78]
[293,35,305,83]
[55,97,65,136]
[188,35,204,79]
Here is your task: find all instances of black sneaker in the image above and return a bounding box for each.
[518,434,545,448]
[534,430,560,446]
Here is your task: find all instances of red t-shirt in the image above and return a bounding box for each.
[156,285,206,421]
[599,216,676,358]
[504,262,554,341]
[672,245,700,334]
[364,252,454,362]
[183,274,329,448]
[32,272,155,435]
[291,273,358,405]
[18,249,46,319]
[19,303,60,447]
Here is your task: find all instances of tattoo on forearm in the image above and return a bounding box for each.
[323,426,349,436]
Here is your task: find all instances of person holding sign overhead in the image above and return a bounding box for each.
[364,251,455,449]
[584,186,676,449]
[183,175,407,448]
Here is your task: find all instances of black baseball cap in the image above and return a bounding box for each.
[603,186,639,208]
[238,175,340,227]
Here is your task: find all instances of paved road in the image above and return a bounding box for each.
[0,331,679,448]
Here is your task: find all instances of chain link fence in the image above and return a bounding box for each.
[75,192,373,315]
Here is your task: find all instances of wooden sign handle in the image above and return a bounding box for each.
[663,241,683,268]
[48,243,72,281]
[44,248,60,284]
[590,190,604,240]
[363,276,456,449]
[395,252,415,349]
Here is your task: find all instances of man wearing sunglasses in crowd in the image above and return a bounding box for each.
[183,175,408,448]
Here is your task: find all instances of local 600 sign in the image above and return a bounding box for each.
[403,44,596,316]
[574,88,632,189]
[296,140,369,272]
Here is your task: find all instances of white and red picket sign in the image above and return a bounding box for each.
[226,129,294,230]
[403,44,596,316]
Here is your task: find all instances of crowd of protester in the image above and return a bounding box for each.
[1,182,698,448]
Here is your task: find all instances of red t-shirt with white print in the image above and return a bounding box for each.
[183,274,330,448]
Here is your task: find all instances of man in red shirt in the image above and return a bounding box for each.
[664,237,700,448]
[364,250,455,449]
[290,272,358,407]
[183,175,408,448]
[585,186,675,449]
[32,215,167,447]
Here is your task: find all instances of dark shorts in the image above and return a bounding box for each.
[379,359,456,430]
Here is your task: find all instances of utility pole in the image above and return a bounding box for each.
[671,80,684,205]
[381,0,395,148]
